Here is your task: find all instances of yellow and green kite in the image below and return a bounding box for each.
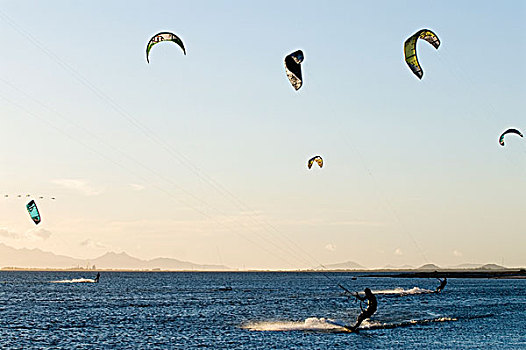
[404,29,440,79]
[146,32,186,63]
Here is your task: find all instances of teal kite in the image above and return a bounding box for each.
[26,200,41,225]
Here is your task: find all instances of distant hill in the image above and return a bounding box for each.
[323,261,365,270]
[477,263,506,270]
[418,263,441,270]
[448,263,508,270]
[449,263,484,269]
[383,264,414,270]
[92,252,229,270]
[0,243,230,271]
[0,243,80,269]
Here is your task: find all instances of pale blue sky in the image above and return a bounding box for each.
[0,1,525,268]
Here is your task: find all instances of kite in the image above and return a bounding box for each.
[146,32,186,63]
[308,156,323,169]
[26,200,41,225]
[404,29,440,79]
[499,128,523,146]
[285,50,304,90]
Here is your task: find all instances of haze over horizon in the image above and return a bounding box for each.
[1,1,525,270]
[0,242,519,271]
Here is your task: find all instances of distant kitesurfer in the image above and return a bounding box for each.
[435,277,447,293]
[94,272,100,283]
[350,288,377,331]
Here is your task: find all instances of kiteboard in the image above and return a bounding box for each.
[325,319,355,332]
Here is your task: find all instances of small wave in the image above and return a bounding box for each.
[362,317,457,330]
[129,303,152,308]
[212,286,233,292]
[373,287,434,295]
[50,278,96,283]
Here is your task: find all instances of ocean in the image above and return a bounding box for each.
[0,271,524,349]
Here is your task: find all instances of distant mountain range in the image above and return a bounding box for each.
[449,263,507,270]
[417,263,510,270]
[0,243,230,271]
[320,262,512,271]
[449,263,483,269]
[0,243,517,271]
[383,264,415,269]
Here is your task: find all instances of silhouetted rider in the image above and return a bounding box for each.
[350,287,377,331]
[435,277,447,293]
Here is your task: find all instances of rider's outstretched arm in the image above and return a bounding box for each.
[354,293,366,301]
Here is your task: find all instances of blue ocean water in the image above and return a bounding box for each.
[0,271,524,349]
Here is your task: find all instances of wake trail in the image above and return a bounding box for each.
[50,278,97,283]
[242,317,341,332]
[241,317,466,333]
[372,287,435,296]
[242,316,459,333]
[244,314,495,333]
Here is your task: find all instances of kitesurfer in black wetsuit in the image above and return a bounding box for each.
[350,287,377,331]
[94,272,100,283]
[435,277,447,293]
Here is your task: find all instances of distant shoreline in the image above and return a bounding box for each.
[361,270,526,279]
[1,267,525,278]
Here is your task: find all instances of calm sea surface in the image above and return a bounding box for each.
[0,271,524,349]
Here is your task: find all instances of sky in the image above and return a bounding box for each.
[0,1,525,269]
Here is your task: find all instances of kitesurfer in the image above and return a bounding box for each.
[350,287,377,331]
[94,272,100,283]
[435,277,447,293]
